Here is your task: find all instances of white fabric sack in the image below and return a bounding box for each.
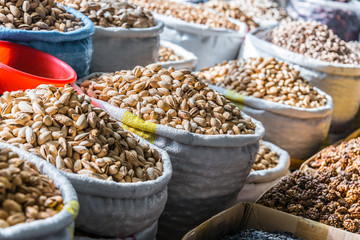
[236,141,290,203]
[240,27,360,133]
[75,221,158,240]
[154,1,247,70]
[72,81,264,239]
[0,142,79,240]
[210,84,333,159]
[90,21,164,73]
[60,134,172,238]
[156,40,198,70]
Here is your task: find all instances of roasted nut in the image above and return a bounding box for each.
[80,64,256,135]
[158,46,184,62]
[0,0,83,32]
[128,0,239,30]
[0,85,163,183]
[198,57,327,108]
[56,0,156,28]
[203,0,259,30]
[0,148,63,228]
[268,20,360,64]
[251,143,279,171]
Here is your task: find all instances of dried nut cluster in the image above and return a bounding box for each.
[235,0,290,22]
[348,41,360,60]
[56,0,156,28]
[0,0,83,31]
[258,169,360,233]
[158,46,184,62]
[0,148,63,228]
[127,0,239,30]
[0,85,163,183]
[203,0,259,30]
[80,64,256,135]
[269,20,360,64]
[198,57,327,108]
[251,143,279,172]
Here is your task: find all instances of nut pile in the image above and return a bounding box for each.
[80,64,256,135]
[158,46,184,62]
[56,0,156,28]
[0,148,63,228]
[203,0,259,30]
[258,169,360,233]
[198,57,327,108]
[0,85,163,183]
[269,20,360,64]
[127,0,239,30]
[235,0,290,22]
[251,143,279,172]
[0,0,83,31]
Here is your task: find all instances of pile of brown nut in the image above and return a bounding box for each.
[0,85,163,183]
[198,57,327,108]
[235,0,290,22]
[348,41,360,60]
[259,137,360,233]
[251,143,279,171]
[80,64,256,135]
[56,0,156,28]
[0,0,83,31]
[158,46,184,62]
[269,20,360,64]
[0,148,63,228]
[127,0,239,30]
[203,0,259,30]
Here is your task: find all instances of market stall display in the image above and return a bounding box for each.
[0,84,172,238]
[198,57,333,159]
[156,41,197,70]
[57,0,163,73]
[241,22,360,134]
[158,46,184,62]
[128,0,247,70]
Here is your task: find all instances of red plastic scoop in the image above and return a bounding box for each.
[0,41,77,93]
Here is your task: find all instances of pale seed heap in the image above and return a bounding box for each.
[251,143,279,172]
[203,0,259,30]
[56,0,156,28]
[127,0,239,31]
[0,85,163,183]
[269,20,360,64]
[0,0,83,31]
[158,46,184,62]
[80,64,256,135]
[0,148,63,228]
[198,57,327,108]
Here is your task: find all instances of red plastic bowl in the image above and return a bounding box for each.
[0,41,77,94]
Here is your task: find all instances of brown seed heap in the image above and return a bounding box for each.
[0,85,163,183]
[251,143,279,171]
[158,46,184,62]
[348,41,360,60]
[203,0,259,30]
[258,169,360,233]
[80,64,256,135]
[0,0,83,31]
[56,0,156,28]
[127,0,239,31]
[198,57,327,108]
[235,0,290,22]
[0,148,63,228]
[269,20,360,64]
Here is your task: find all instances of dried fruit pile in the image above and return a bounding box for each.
[198,57,327,108]
[269,20,360,64]
[158,46,184,62]
[80,64,256,135]
[56,0,156,28]
[127,0,239,30]
[251,143,279,171]
[0,85,163,182]
[0,148,63,228]
[203,0,259,30]
[0,0,83,31]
